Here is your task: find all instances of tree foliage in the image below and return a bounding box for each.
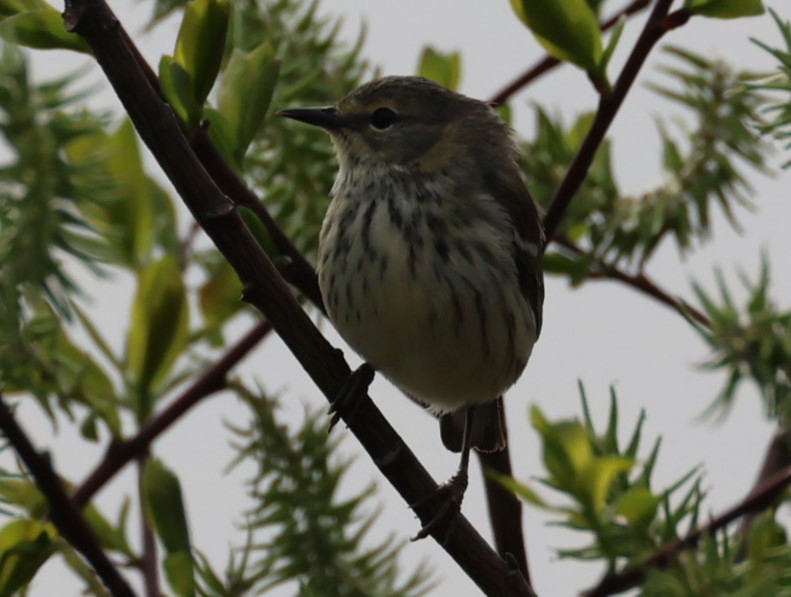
[0,0,790,595]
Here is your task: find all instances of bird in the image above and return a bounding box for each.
[279,76,544,539]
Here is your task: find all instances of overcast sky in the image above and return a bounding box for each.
[6,1,790,595]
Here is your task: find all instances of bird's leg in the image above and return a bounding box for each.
[328,362,375,430]
[411,405,476,542]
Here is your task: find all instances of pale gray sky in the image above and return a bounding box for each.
[7,1,790,596]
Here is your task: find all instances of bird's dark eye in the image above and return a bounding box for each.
[370,107,396,130]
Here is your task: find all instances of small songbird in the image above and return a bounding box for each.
[279,76,544,538]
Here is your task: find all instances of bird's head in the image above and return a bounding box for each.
[278,76,509,173]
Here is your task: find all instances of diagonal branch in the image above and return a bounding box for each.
[0,396,135,597]
[543,2,692,242]
[72,319,272,508]
[582,462,791,597]
[488,0,652,106]
[62,2,534,594]
[554,237,710,327]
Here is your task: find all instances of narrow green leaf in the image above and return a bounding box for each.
[72,302,121,370]
[163,551,196,597]
[142,458,192,547]
[0,519,54,595]
[417,46,461,90]
[487,471,549,509]
[616,486,660,527]
[685,0,764,19]
[0,8,91,53]
[580,456,633,512]
[198,255,244,337]
[174,0,230,106]
[159,55,202,127]
[217,44,280,163]
[142,459,194,596]
[126,256,189,411]
[510,0,602,71]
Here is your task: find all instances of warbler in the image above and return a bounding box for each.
[279,76,544,538]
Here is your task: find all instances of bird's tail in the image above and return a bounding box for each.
[439,398,506,453]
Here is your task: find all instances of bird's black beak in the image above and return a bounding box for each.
[277,106,344,129]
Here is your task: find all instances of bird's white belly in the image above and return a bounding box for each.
[318,195,535,412]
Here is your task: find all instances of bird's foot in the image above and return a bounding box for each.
[328,362,375,431]
[410,469,469,543]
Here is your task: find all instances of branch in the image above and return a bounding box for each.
[191,127,324,310]
[62,2,534,594]
[736,427,791,560]
[582,463,791,597]
[488,0,652,106]
[73,319,272,507]
[554,237,710,327]
[0,396,135,597]
[479,446,530,583]
[543,3,693,242]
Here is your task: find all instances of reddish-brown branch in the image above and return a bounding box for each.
[554,237,710,327]
[543,4,693,242]
[736,427,791,560]
[0,396,135,596]
[488,0,652,106]
[73,319,272,507]
[583,464,791,597]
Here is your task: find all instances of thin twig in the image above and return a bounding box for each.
[0,396,135,597]
[488,0,652,106]
[73,320,272,508]
[543,3,693,241]
[736,427,791,561]
[62,2,534,594]
[554,237,710,327]
[582,463,791,597]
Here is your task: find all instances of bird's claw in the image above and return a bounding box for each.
[328,362,375,431]
[410,470,469,543]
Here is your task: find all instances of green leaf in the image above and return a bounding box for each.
[747,514,787,563]
[127,256,189,413]
[142,459,192,554]
[417,46,461,90]
[488,471,549,509]
[616,486,660,527]
[142,459,195,596]
[531,406,592,486]
[580,456,633,512]
[685,0,764,19]
[510,0,602,71]
[599,14,625,75]
[0,519,55,595]
[202,106,238,166]
[174,0,230,107]
[238,206,277,256]
[0,8,91,53]
[217,44,280,164]
[159,55,203,127]
[163,551,196,597]
[197,254,244,338]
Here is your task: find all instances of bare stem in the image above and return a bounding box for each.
[0,396,135,597]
